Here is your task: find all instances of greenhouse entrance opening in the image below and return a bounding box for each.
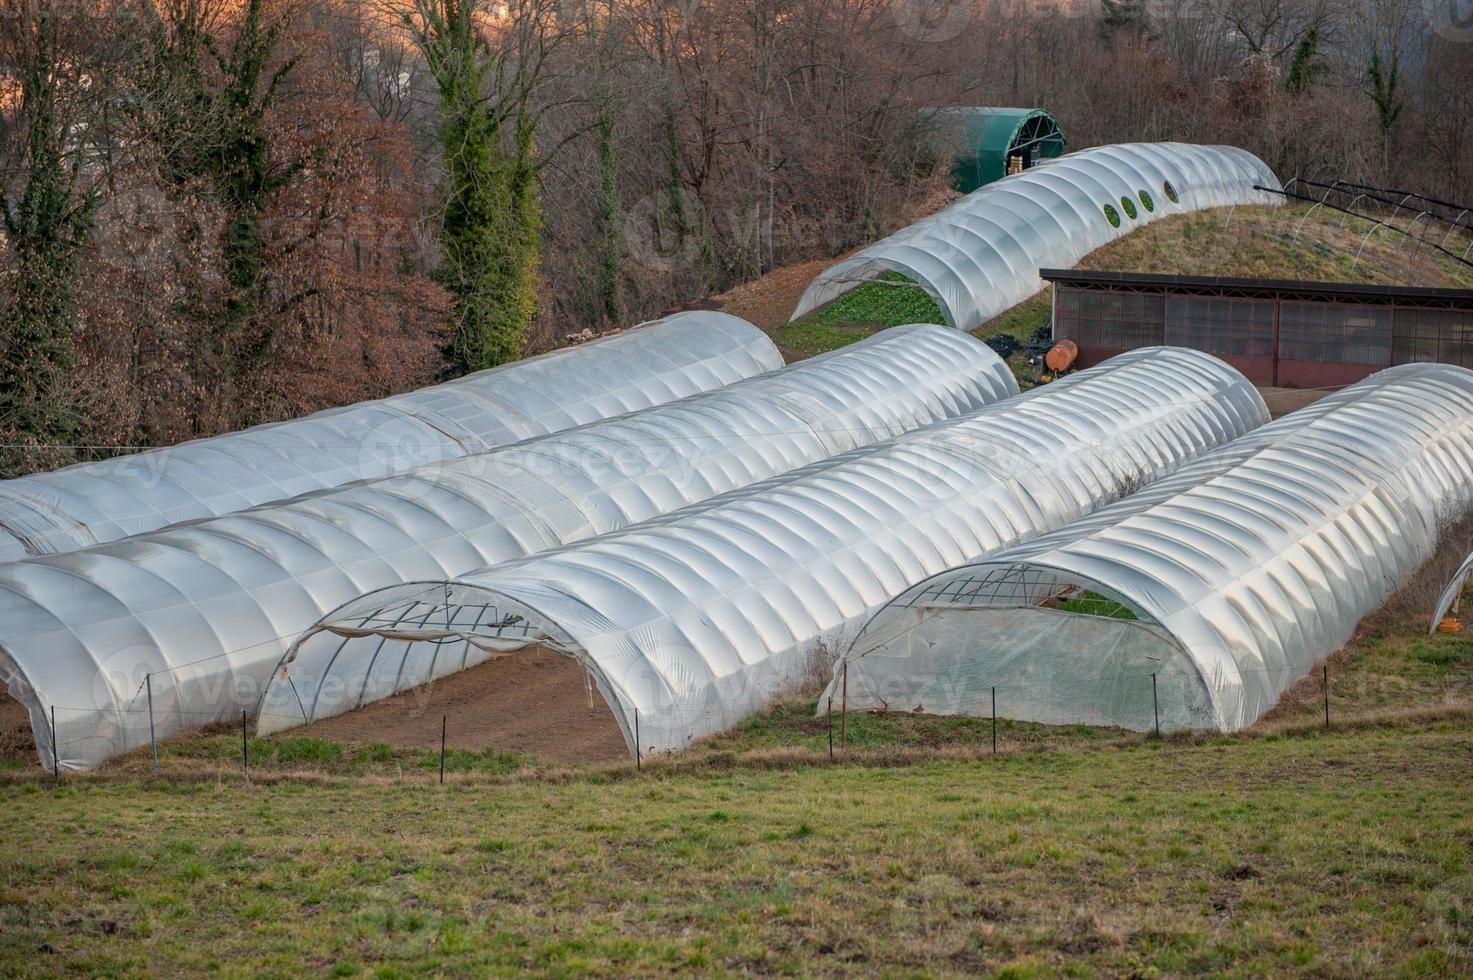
[290,644,628,764]
[841,564,1216,733]
[259,590,635,764]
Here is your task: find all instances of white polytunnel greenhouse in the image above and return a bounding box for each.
[277,347,1270,760]
[789,142,1281,331]
[0,324,1018,770]
[839,363,1473,734]
[1430,553,1473,634]
[0,311,782,562]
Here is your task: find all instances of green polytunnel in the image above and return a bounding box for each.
[928,107,1067,193]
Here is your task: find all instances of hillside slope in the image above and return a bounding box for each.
[716,203,1473,362]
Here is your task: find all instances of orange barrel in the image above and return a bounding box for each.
[1045,339,1078,374]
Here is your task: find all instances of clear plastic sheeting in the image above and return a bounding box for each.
[0,312,782,561]
[1430,553,1473,634]
[790,143,1281,331]
[306,347,1268,759]
[846,363,1473,733]
[0,325,1015,770]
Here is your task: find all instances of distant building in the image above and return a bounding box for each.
[925,107,1066,194]
[1045,269,1473,388]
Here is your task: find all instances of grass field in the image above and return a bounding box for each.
[2,567,1470,976]
[3,721,1471,976]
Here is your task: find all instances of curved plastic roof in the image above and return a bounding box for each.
[790,142,1282,331]
[294,348,1268,759]
[845,363,1473,733]
[1430,553,1473,634]
[0,325,1015,769]
[0,311,781,561]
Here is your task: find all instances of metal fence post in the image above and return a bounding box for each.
[1323,664,1330,728]
[827,696,833,760]
[990,687,997,754]
[1152,673,1160,738]
[50,705,59,779]
[840,662,848,751]
[241,710,248,776]
[634,708,641,771]
[146,673,158,771]
[440,715,447,785]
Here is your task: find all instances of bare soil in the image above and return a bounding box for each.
[1258,386,1330,418]
[293,646,628,763]
[713,254,853,332]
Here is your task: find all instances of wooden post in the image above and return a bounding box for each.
[1152,672,1160,738]
[991,686,997,754]
[440,715,447,784]
[1323,664,1330,728]
[241,711,248,776]
[50,705,58,779]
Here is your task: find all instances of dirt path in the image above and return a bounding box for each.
[713,254,852,333]
[294,647,628,764]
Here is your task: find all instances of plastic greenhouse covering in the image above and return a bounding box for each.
[292,347,1269,760]
[1,324,1017,770]
[790,142,1281,331]
[1430,552,1473,634]
[841,363,1473,733]
[0,311,782,562]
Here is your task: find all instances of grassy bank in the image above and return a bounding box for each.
[762,202,1473,375]
[3,722,1471,976]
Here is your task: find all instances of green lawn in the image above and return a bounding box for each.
[3,722,1470,976]
[772,273,947,358]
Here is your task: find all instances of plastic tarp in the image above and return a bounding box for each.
[0,325,1016,769]
[844,363,1473,733]
[1430,553,1473,634]
[303,347,1268,759]
[790,142,1282,331]
[0,311,782,561]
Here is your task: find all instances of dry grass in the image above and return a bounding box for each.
[965,203,1473,374]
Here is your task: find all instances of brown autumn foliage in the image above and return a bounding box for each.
[2,0,1471,472]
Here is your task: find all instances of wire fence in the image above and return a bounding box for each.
[13,650,1471,783]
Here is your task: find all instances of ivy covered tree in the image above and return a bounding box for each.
[408,0,546,372]
[0,0,111,475]
[136,0,311,398]
[1285,26,1327,96]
